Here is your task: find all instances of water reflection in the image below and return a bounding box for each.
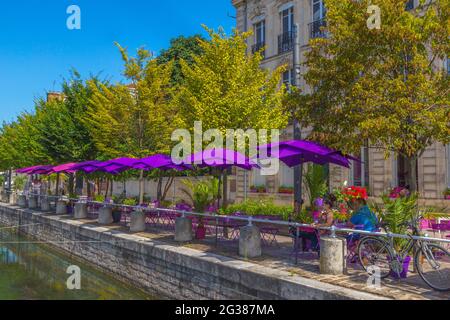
[0,228,156,300]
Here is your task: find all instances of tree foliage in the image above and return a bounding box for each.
[288,0,449,190]
[177,26,289,136]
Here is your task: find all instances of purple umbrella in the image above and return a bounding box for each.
[133,154,192,171]
[183,148,259,171]
[258,140,354,168]
[97,157,140,173]
[43,163,78,175]
[24,165,55,175]
[16,165,43,174]
[70,160,107,174]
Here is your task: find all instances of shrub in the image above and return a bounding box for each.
[220,199,293,221]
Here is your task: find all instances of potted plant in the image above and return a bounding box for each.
[180,178,218,240]
[250,185,258,193]
[443,188,450,200]
[279,186,294,194]
[376,193,421,279]
[257,185,267,193]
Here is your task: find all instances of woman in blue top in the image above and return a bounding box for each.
[346,198,378,244]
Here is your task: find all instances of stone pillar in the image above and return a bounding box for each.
[55,200,68,215]
[320,236,347,275]
[98,206,113,225]
[130,211,146,233]
[239,225,262,258]
[40,197,50,212]
[74,202,88,219]
[174,217,193,242]
[28,195,38,209]
[18,195,27,208]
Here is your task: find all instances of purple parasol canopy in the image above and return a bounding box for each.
[43,163,78,175]
[69,160,107,174]
[16,165,44,174]
[258,140,355,168]
[182,148,259,171]
[23,165,55,175]
[133,154,192,171]
[97,157,141,173]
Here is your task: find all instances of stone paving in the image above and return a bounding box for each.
[55,215,450,301]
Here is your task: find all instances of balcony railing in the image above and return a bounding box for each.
[309,18,327,39]
[406,0,415,10]
[251,41,266,58]
[278,31,294,54]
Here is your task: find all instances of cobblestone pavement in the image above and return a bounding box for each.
[63,215,450,300]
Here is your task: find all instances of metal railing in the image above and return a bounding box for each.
[278,31,294,54]
[309,18,327,39]
[4,190,450,246]
[251,42,266,58]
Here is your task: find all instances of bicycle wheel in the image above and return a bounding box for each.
[415,244,450,292]
[358,236,392,279]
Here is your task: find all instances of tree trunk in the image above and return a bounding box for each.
[55,173,60,196]
[68,174,75,196]
[87,181,91,198]
[139,170,144,205]
[157,177,163,202]
[110,179,113,197]
[405,156,418,193]
[75,175,84,196]
[162,176,175,202]
[222,170,228,209]
[105,179,110,197]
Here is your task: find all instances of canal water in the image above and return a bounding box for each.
[0,226,157,300]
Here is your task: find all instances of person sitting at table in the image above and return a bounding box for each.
[346,198,378,245]
[291,194,336,253]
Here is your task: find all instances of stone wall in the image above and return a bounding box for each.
[0,203,383,300]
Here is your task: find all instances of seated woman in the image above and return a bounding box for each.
[346,198,378,244]
[291,194,336,253]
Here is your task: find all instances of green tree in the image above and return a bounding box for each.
[85,44,182,203]
[157,35,205,85]
[289,0,449,192]
[177,27,289,206]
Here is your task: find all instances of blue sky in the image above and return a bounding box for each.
[0,0,236,123]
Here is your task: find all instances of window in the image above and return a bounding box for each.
[281,7,294,34]
[406,0,415,10]
[310,0,327,38]
[312,0,326,22]
[278,6,295,54]
[252,20,266,57]
[351,144,369,187]
[254,20,265,45]
[283,69,296,89]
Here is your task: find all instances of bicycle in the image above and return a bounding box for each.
[357,218,450,291]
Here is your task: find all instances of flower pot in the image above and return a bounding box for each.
[196,226,206,240]
[112,210,122,223]
[390,256,411,279]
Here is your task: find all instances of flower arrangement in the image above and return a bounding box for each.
[444,188,450,200]
[250,185,267,193]
[278,186,294,194]
[341,186,368,202]
[389,187,411,199]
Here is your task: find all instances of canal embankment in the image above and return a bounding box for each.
[0,203,387,300]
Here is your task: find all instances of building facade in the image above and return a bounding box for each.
[231,0,450,207]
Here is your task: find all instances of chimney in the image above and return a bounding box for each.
[46,92,63,103]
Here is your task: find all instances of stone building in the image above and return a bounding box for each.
[231,0,449,207]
